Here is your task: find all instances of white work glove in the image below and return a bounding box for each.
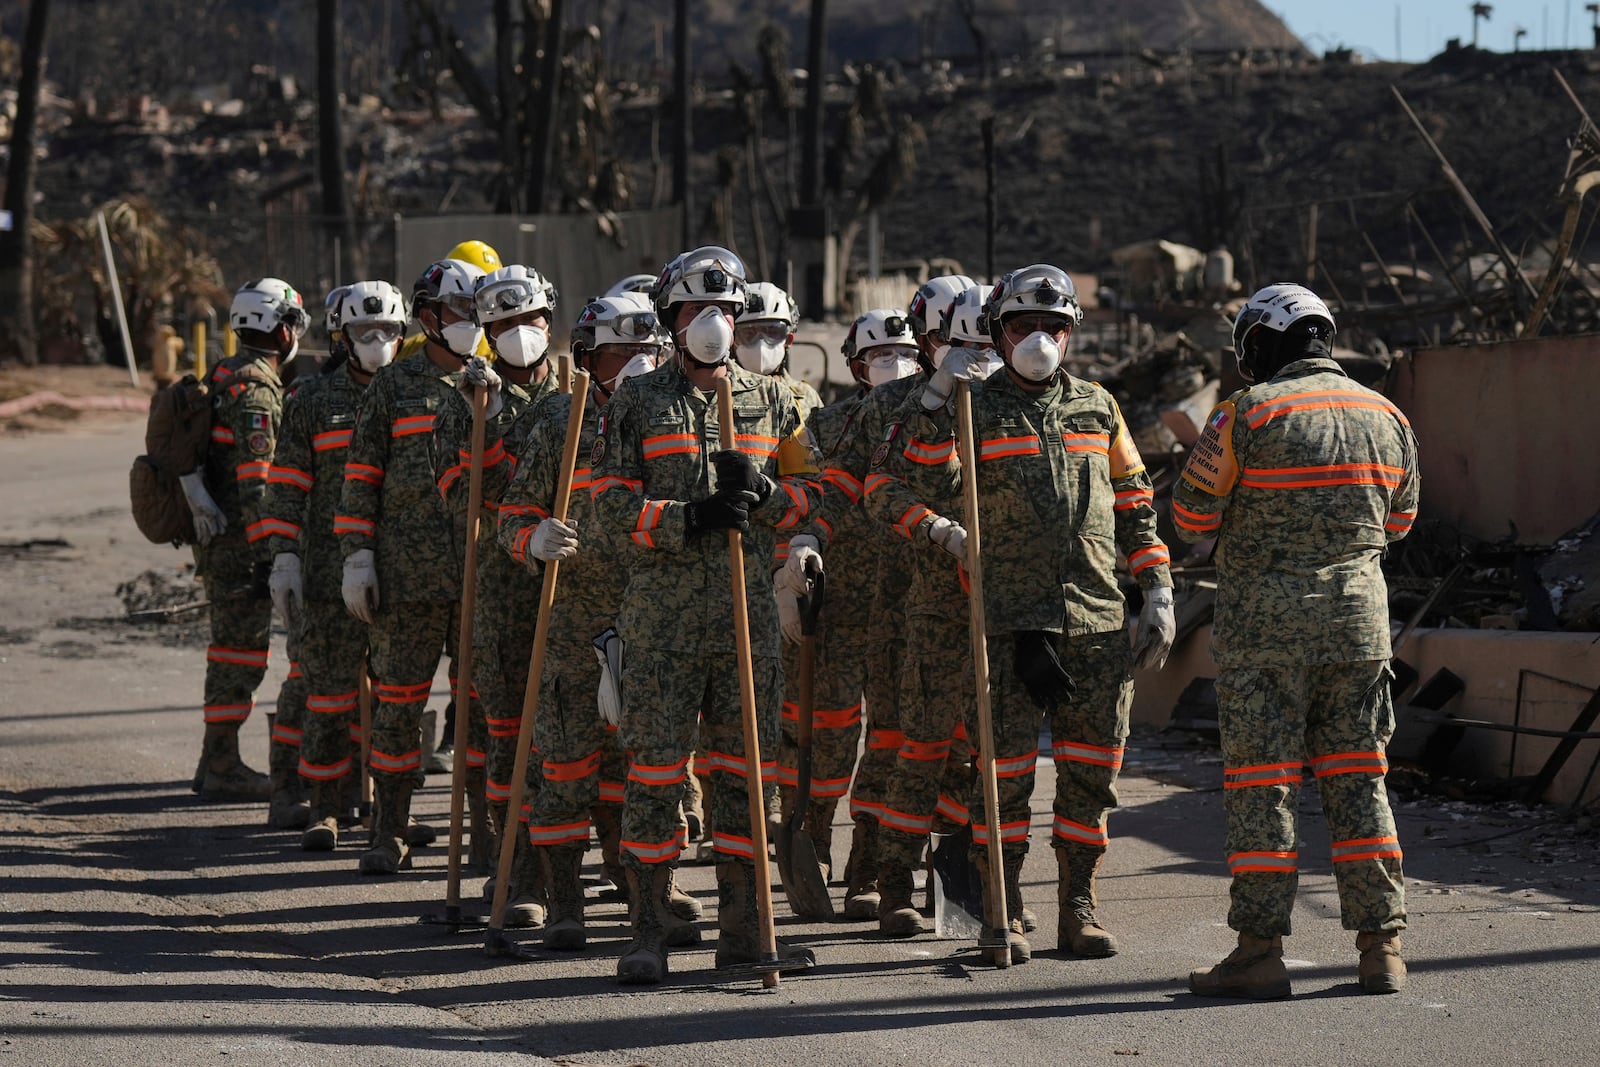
[922,346,992,410]
[528,516,580,562]
[927,515,967,564]
[775,533,823,595]
[269,552,303,628]
[1132,585,1177,671]
[460,356,504,420]
[777,584,804,645]
[178,471,227,546]
[341,547,380,624]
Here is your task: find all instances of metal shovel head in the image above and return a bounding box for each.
[418,905,490,931]
[930,826,987,939]
[776,817,836,921]
[718,953,817,978]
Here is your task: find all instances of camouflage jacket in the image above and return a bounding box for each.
[1172,356,1419,667]
[777,370,824,425]
[879,370,1172,636]
[435,370,560,646]
[261,363,366,601]
[497,386,626,661]
[335,348,465,603]
[588,359,825,657]
[201,352,283,566]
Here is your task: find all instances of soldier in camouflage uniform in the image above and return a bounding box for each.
[497,291,686,951]
[337,258,487,876]
[434,264,561,924]
[830,278,977,926]
[872,265,1175,964]
[589,246,823,984]
[1178,284,1418,999]
[182,279,308,805]
[265,282,408,851]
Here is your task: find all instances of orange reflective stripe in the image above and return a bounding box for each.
[1244,389,1407,429]
[814,704,863,730]
[862,473,894,497]
[1229,850,1298,874]
[598,781,625,804]
[972,819,1031,844]
[628,757,689,786]
[706,751,776,779]
[267,466,313,491]
[899,738,952,762]
[1224,761,1304,789]
[1061,431,1110,454]
[298,756,352,781]
[527,820,592,846]
[1311,751,1389,778]
[313,429,351,451]
[343,463,384,485]
[642,433,699,460]
[207,646,269,667]
[904,438,955,465]
[373,680,433,703]
[1173,500,1223,532]
[868,729,905,751]
[211,427,236,445]
[823,468,863,503]
[935,794,970,824]
[1052,741,1125,768]
[247,518,299,542]
[989,750,1038,778]
[712,831,758,859]
[203,702,252,723]
[544,751,602,782]
[632,498,668,548]
[735,433,779,459]
[1239,463,1405,490]
[1113,487,1154,511]
[591,475,643,498]
[1051,816,1107,846]
[333,515,375,536]
[622,836,685,863]
[1331,835,1403,862]
[270,722,303,745]
[499,503,549,518]
[1386,510,1415,533]
[879,807,934,835]
[485,714,521,738]
[1128,544,1169,575]
[811,774,852,799]
[369,747,422,773]
[894,503,932,540]
[306,691,358,714]
[774,478,809,530]
[979,435,1041,461]
[235,461,270,481]
[391,414,435,437]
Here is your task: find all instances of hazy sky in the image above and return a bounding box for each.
[1273,0,1590,61]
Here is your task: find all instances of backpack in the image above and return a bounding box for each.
[129,373,214,545]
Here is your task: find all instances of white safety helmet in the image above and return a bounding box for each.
[841,308,916,361]
[323,285,351,338]
[604,273,658,298]
[412,258,487,321]
[983,264,1083,346]
[737,282,799,328]
[473,264,557,326]
[651,245,748,319]
[944,285,993,347]
[339,280,407,374]
[571,292,671,356]
[231,278,310,340]
[907,273,977,340]
[1232,282,1336,363]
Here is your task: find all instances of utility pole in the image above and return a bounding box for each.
[0,0,51,366]
[317,0,357,279]
[674,0,692,247]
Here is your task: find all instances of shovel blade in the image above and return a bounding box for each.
[777,826,836,921]
[930,826,986,939]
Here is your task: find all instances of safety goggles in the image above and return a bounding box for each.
[434,292,477,320]
[858,344,920,364]
[1003,313,1073,339]
[474,277,546,318]
[612,309,660,340]
[734,321,790,346]
[345,322,403,345]
[597,342,665,361]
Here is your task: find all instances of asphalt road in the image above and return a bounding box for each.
[3,420,1599,1067]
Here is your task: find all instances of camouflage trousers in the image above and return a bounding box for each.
[1046,633,1133,857]
[269,623,308,775]
[200,537,271,728]
[366,600,480,787]
[774,618,869,814]
[474,619,538,821]
[1216,659,1406,937]
[618,644,781,867]
[849,633,908,826]
[525,637,628,847]
[296,598,369,784]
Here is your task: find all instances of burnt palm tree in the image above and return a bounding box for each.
[0,0,50,366]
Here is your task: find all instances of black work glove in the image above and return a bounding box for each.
[685,489,757,537]
[251,559,272,600]
[1014,630,1077,710]
[711,449,774,509]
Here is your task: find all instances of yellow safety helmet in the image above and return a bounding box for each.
[446,240,503,274]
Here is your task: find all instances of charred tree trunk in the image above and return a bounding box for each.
[0,0,50,366]
[525,0,564,214]
[493,0,522,212]
[317,0,358,278]
[800,0,827,208]
[673,0,692,246]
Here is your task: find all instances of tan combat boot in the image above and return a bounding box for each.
[1357,931,1406,994]
[359,776,413,876]
[877,861,927,937]
[505,830,547,929]
[1189,933,1292,999]
[1057,847,1118,957]
[197,722,272,801]
[300,779,340,852]
[617,865,673,984]
[542,846,586,951]
[266,766,311,829]
[841,820,881,920]
[713,860,816,969]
